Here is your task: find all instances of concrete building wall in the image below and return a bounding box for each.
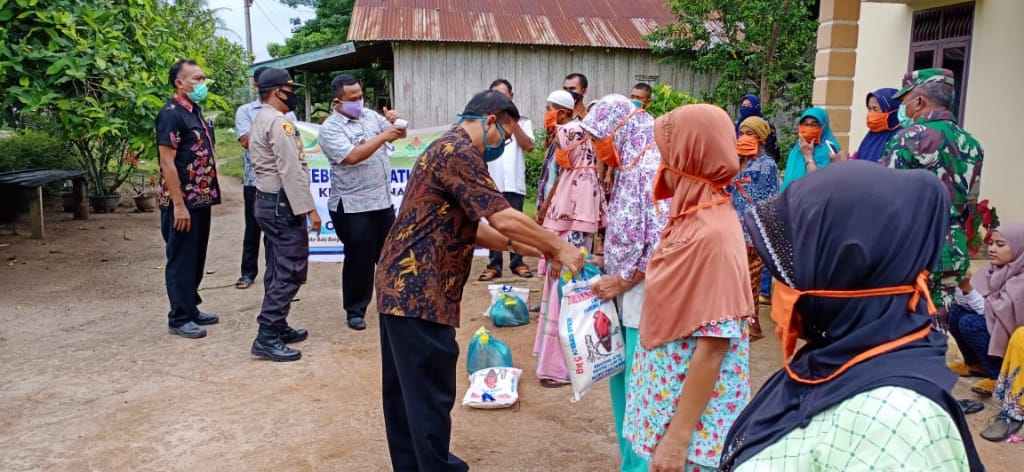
[851,0,1024,221]
[963,0,1024,221]
[392,42,713,129]
[849,3,913,152]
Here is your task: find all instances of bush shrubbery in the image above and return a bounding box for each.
[0,130,76,173]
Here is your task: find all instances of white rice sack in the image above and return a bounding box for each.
[462,367,522,409]
[558,278,626,402]
[483,284,531,317]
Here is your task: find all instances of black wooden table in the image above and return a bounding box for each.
[0,169,88,238]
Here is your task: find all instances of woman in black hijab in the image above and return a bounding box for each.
[720,161,984,471]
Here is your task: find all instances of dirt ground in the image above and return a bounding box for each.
[0,177,1018,471]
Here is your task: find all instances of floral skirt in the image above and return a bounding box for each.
[995,327,1024,421]
[623,319,751,468]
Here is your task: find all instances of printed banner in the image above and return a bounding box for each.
[297,122,446,262]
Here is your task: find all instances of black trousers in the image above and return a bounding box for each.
[380,315,468,472]
[160,205,211,328]
[487,192,525,272]
[329,200,395,320]
[254,192,309,328]
[240,185,262,279]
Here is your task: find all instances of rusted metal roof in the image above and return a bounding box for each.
[348,0,675,49]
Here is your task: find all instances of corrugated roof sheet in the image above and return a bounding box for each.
[348,0,675,49]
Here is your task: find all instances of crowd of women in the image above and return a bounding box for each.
[522,82,1022,470]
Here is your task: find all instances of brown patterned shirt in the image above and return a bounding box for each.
[375,127,511,327]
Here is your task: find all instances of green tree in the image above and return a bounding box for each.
[164,0,250,112]
[0,0,247,196]
[268,0,354,58]
[650,0,818,115]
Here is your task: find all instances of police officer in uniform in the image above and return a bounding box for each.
[248,68,321,362]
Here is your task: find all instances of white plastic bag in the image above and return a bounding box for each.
[558,278,626,402]
[484,284,531,317]
[462,367,522,409]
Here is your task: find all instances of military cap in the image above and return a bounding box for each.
[894,68,955,99]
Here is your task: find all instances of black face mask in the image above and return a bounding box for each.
[279,90,299,112]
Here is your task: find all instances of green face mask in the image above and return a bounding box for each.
[187,82,209,103]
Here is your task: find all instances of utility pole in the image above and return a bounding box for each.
[244,0,254,100]
[243,0,254,61]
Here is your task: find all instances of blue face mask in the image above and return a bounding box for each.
[459,114,507,162]
[897,103,910,127]
[187,81,209,103]
[631,99,644,109]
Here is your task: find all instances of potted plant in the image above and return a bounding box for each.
[131,174,158,212]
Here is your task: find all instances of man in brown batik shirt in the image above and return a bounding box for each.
[374,91,582,471]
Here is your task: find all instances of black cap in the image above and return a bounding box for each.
[252,66,269,81]
[461,90,520,121]
[257,68,302,92]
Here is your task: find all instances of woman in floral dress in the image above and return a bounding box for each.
[581,94,669,472]
[727,116,779,339]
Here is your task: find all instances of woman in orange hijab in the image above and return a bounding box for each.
[622,105,754,471]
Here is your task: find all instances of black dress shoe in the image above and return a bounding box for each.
[981,412,1024,442]
[194,311,220,326]
[251,327,301,362]
[169,321,207,339]
[278,326,309,344]
[348,316,367,331]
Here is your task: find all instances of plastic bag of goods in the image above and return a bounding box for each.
[557,261,602,300]
[559,278,626,401]
[462,367,522,409]
[466,327,513,375]
[486,284,531,327]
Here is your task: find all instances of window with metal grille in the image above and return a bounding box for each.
[908,2,974,123]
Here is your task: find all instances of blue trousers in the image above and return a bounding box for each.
[948,304,1002,379]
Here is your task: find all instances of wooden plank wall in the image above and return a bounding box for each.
[392,42,714,129]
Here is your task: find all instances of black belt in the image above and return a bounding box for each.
[256,190,288,203]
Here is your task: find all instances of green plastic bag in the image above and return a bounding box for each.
[490,293,530,327]
[466,327,513,375]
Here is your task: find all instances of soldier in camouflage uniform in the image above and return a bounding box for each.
[881,68,984,327]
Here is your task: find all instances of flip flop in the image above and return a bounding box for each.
[957,399,985,415]
[235,277,254,289]
[478,268,500,282]
[512,265,534,279]
[540,379,570,388]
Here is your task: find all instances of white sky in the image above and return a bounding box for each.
[207,0,317,62]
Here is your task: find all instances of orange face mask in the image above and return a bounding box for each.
[544,109,559,131]
[866,111,892,132]
[770,270,937,384]
[798,124,822,145]
[736,134,760,157]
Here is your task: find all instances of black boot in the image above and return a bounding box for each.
[251,326,301,362]
[278,325,309,344]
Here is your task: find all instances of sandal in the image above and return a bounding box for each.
[235,276,254,289]
[981,412,1024,442]
[957,399,985,415]
[971,378,996,397]
[749,317,765,341]
[478,268,500,282]
[540,378,570,388]
[512,265,534,279]
[948,361,987,378]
